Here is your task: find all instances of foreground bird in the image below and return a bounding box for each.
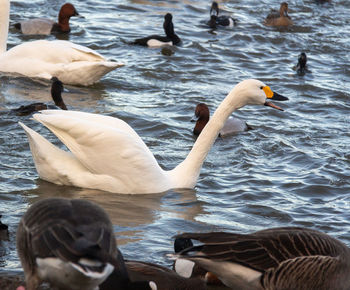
[133,13,181,47]
[208,1,237,28]
[174,227,350,290]
[19,79,287,194]
[13,77,67,116]
[264,2,293,26]
[192,103,249,136]
[14,3,80,35]
[16,198,155,290]
[0,0,123,86]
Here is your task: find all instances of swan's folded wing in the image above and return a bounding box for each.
[32,111,165,183]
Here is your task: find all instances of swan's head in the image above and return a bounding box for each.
[230,79,288,111]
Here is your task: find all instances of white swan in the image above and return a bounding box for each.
[0,0,123,86]
[19,79,288,194]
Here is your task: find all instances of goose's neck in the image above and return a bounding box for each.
[170,87,245,187]
[0,0,10,54]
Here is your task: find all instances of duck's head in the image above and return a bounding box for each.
[174,237,194,253]
[210,2,219,16]
[280,2,289,16]
[297,52,307,70]
[60,3,80,18]
[51,77,67,110]
[191,104,210,136]
[230,79,288,111]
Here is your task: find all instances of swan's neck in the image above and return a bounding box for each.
[170,87,245,188]
[0,0,10,54]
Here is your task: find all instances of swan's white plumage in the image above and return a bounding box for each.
[20,79,276,194]
[0,0,123,85]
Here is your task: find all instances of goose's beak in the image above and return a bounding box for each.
[263,86,288,111]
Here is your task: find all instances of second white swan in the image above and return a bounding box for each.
[20,79,288,194]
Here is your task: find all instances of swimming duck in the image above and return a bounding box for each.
[19,79,288,194]
[12,77,67,116]
[295,52,309,76]
[0,0,123,86]
[101,259,205,290]
[133,13,181,47]
[208,1,237,28]
[264,2,293,26]
[192,103,249,137]
[14,3,80,35]
[16,198,155,290]
[175,227,350,289]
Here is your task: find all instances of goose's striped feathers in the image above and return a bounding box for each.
[175,227,350,289]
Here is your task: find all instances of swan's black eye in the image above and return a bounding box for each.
[260,86,264,89]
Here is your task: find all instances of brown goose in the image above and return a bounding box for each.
[264,2,293,26]
[16,198,154,290]
[174,227,350,290]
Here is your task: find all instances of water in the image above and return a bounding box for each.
[1,0,350,280]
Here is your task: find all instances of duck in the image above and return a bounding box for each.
[14,3,80,35]
[192,103,249,137]
[295,52,310,76]
[12,77,67,116]
[174,227,350,290]
[208,1,237,28]
[16,197,155,290]
[264,2,293,26]
[133,13,181,47]
[101,259,206,290]
[19,79,288,194]
[0,0,123,86]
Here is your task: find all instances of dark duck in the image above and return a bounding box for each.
[133,13,181,47]
[208,1,237,28]
[13,77,67,116]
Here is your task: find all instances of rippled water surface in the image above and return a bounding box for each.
[1,0,350,280]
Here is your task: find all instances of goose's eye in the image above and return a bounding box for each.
[260,86,264,89]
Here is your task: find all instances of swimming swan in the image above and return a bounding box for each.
[0,0,123,86]
[19,79,288,194]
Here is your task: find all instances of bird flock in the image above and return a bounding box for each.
[1,0,348,289]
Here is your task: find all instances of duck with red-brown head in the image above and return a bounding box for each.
[14,3,81,35]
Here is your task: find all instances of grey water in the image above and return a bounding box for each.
[1,0,350,280]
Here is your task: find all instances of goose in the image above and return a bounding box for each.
[14,3,81,35]
[192,103,249,137]
[12,77,67,116]
[133,13,181,47]
[208,1,237,28]
[174,227,350,290]
[264,2,293,27]
[0,0,123,86]
[16,197,155,290]
[295,52,310,76]
[19,79,288,194]
[101,259,206,290]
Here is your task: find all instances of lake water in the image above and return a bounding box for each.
[1,0,350,283]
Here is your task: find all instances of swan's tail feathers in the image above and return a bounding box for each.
[55,61,124,86]
[19,122,77,184]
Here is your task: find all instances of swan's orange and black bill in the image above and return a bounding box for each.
[263,86,288,111]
